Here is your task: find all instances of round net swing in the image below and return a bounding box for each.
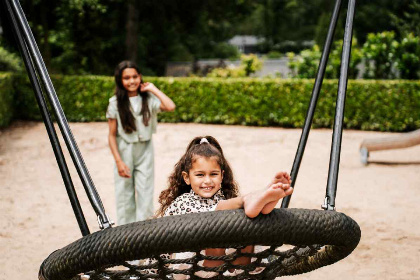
[4,0,360,279]
[39,209,360,280]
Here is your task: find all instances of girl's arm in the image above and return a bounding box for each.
[108,119,131,178]
[141,82,176,112]
[215,196,244,211]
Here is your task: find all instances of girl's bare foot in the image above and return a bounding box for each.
[243,183,293,218]
[270,171,291,186]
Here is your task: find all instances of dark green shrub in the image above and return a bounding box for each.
[0,73,15,128]
[0,46,23,72]
[13,74,115,121]
[362,31,398,79]
[395,33,420,80]
[4,74,420,132]
[288,38,361,79]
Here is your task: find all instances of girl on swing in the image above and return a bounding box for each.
[156,135,293,278]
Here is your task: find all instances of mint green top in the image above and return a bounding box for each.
[106,93,161,143]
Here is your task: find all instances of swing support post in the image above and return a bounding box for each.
[323,0,356,210]
[5,0,112,231]
[4,0,90,236]
[282,0,356,210]
[281,0,343,208]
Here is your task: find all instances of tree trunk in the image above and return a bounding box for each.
[125,0,138,62]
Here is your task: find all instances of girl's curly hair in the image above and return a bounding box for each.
[156,136,239,217]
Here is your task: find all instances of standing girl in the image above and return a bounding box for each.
[107,60,175,225]
[156,136,293,277]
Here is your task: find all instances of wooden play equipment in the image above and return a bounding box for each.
[360,129,420,165]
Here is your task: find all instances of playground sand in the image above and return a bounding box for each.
[1,121,420,279]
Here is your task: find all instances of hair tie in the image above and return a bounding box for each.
[200,138,209,144]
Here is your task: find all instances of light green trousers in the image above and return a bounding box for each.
[114,138,154,225]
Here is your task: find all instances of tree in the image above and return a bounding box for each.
[391,0,420,36]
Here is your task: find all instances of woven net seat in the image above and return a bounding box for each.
[39,208,360,280]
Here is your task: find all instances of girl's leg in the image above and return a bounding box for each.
[115,140,136,225]
[203,248,225,268]
[204,246,253,273]
[133,140,154,221]
[232,245,254,266]
[243,183,293,218]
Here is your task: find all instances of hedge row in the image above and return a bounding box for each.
[2,73,420,132]
[0,73,15,128]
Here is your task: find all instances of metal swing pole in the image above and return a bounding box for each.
[281,0,343,208]
[323,0,356,210]
[7,0,112,229]
[4,0,90,236]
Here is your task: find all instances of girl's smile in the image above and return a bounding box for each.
[182,156,223,198]
[121,68,141,96]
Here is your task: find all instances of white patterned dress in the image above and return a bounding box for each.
[143,189,227,279]
[164,189,225,216]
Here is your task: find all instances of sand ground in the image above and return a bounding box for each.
[1,121,420,279]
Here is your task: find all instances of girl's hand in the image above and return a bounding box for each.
[140,82,157,93]
[116,161,131,178]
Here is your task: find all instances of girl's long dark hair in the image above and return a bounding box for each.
[114,60,151,133]
[157,136,239,217]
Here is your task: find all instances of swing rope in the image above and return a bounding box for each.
[4,0,361,278]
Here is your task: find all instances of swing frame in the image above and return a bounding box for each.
[3,0,360,279]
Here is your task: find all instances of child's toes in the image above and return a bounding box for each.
[281,183,290,190]
[285,187,294,196]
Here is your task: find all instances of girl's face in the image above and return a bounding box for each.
[182,156,223,198]
[121,68,141,94]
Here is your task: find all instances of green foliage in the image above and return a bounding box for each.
[153,78,420,132]
[0,73,15,128]
[362,31,399,79]
[212,43,240,60]
[240,54,263,76]
[287,45,322,79]
[13,74,115,121]
[391,0,420,37]
[206,67,246,78]
[207,54,263,78]
[327,38,363,79]
[3,73,420,132]
[265,51,283,59]
[288,32,420,80]
[395,33,420,79]
[0,45,23,72]
[287,38,362,79]
[361,31,420,79]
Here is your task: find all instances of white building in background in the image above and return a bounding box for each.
[165,58,291,78]
[228,35,263,54]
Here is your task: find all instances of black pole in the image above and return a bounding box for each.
[4,0,90,236]
[323,0,356,210]
[8,0,111,229]
[281,0,343,208]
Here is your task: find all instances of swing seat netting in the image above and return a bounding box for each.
[39,208,360,280]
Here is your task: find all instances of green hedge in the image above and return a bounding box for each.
[0,73,15,128]
[2,73,420,132]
